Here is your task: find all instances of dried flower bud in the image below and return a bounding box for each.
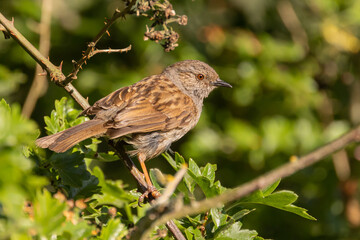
[164,4,175,18]
[145,30,165,41]
[164,42,178,52]
[178,15,188,25]
[169,31,179,43]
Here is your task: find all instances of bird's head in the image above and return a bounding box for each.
[163,60,232,101]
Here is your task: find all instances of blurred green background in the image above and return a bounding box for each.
[1,0,360,239]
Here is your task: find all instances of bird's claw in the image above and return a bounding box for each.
[138,185,161,207]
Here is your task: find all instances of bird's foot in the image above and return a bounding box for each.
[138,185,161,206]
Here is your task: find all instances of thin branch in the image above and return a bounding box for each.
[88,45,132,59]
[64,1,137,85]
[132,125,360,239]
[22,0,52,117]
[155,165,187,206]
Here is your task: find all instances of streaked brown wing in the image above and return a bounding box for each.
[82,85,132,116]
[98,75,197,138]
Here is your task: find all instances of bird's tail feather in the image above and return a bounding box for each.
[36,119,106,153]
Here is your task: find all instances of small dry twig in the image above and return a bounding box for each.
[155,165,187,206]
[88,45,132,59]
[64,2,137,85]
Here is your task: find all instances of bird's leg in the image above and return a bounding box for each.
[138,153,160,205]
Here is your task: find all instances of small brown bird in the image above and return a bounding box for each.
[36,60,231,194]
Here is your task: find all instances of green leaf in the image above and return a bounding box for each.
[210,208,228,230]
[99,218,127,240]
[262,179,281,196]
[49,151,101,199]
[184,226,205,240]
[162,152,178,170]
[201,163,217,185]
[238,190,316,220]
[175,152,186,165]
[215,222,258,240]
[96,152,120,162]
[92,167,137,208]
[67,174,101,199]
[33,190,67,237]
[187,159,225,198]
[50,151,89,187]
[189,158,201,177]
[231,209,255,222]
[43,97,87,135]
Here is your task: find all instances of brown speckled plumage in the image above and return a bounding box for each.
[36,60,231,190]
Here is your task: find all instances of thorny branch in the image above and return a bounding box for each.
[88,45,132,59]
[64,1,137,85]
[131,125,360,239]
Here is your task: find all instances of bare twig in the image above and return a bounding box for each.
[88,45,132,59]
[132,125,360,239]
[155,165,187,206]
[22,0,52,117]
[64,1,137,85]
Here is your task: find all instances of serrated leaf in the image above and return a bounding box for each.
[49,151,101,199]
[175,152,186,165]
[189,158,201,177]
[92,167,137,208]
[216,222,258,240]
[185,226,205,240]
[67,174,101,199]
[202,163,217,185]
[262,179,281,196]
[50,151,89,187]
[238,190,316,220]
[99,218,127,240]
[187,163,223,198]
[33,190,67,237]
[43,97,87,135]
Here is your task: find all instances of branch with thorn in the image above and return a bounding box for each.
[88,45,132,59]
[64,1,137,85]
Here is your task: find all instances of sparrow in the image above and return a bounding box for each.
[36,60,232,196]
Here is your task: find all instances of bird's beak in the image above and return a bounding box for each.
[212,78,232,88]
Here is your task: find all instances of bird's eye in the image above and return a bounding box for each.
[197,74,205,80]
